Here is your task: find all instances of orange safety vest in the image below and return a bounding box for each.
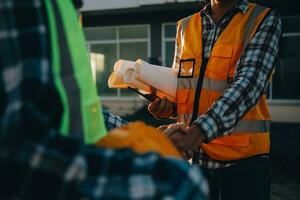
[174,3,271,161]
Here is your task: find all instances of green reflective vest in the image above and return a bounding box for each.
[44,0,107,144]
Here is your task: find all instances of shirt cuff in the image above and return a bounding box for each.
[192,113,219,142]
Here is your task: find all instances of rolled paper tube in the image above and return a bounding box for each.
[135,59,177,75]
[108,72,127,88]
[156,90,176,103]
[134,59,177,98]
[123,69,151,93]
[113,59,135,73]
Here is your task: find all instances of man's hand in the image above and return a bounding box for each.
[157,124,170,132]
[162,123,189,159]
[148,97,175,119]
[163,123,189,137]
[163,124,205,157]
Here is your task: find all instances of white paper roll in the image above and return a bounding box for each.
[134,59,177,98]
[108,59,178,102]
[108,72,127,88]
[123,69,151,92]
[113,59,135,73]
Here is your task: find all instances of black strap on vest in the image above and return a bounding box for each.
[190,57,209,126]
[191,57,208,165]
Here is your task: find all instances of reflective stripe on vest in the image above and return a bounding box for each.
[180,15,192,41]
[178,113,270,133]
[242,5,267,50]
[45,0,107,144]
[178,73,269,96]
[175,3,271,161]
[178,76,229,92]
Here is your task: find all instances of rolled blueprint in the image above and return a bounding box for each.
[114,59,135,73]
[108,71,127,88]
[123,69,151,92]
[108,60,136,88]
[108,59,178,102]
[134,59,177,98]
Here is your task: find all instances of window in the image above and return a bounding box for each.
[162,23,176,67]
[268,16,300,101]
[84,25,150,97]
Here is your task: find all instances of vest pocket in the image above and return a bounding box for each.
[206,44,233,80]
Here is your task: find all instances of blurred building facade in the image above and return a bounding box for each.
[81,0,300,123]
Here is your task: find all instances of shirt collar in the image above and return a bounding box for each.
[200,0,249,16]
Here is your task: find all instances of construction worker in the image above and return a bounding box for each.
[148,0,282,199]
[0,0,208,199]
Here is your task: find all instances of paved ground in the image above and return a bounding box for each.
[270,123,300,200]
[271,156,300,200]
[271,176,300,200]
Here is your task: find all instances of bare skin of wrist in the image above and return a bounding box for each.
[184,125,206,151]
[188,125,206,144]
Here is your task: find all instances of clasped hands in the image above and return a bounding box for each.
[159,123,205,159]
[148,96,205,159]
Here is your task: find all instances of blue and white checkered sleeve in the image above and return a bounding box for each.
[81,148,208,199]
[126,157,209,199]
[102,108,128,131]
[194,10,282,141]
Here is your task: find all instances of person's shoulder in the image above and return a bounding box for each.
[263,9,282,27]
[270,10,281,20]
[252,2,282,27]
[177,12,201,31]
[254,3,281,20]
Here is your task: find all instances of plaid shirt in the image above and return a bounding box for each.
[0,133,208,200]
[0,0,208,199]
[103,108,128,132]
[185,0,282,168]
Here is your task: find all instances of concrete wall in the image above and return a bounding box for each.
[101,98,147,117]
[101,98,300,123]
[269,102,300,123]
